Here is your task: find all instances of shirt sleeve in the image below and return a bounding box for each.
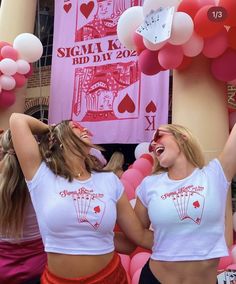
[112,173,124,201]
[26,162,48,192]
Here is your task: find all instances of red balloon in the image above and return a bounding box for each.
[0,90,16,108]
[228,27,236,50]
[13,73,27,88]
[138,49,164,76]
[133,33,146,54]
[218,0,236,27]
[177,0,201,19]
[211,48,236,82]
[194,5,224,38]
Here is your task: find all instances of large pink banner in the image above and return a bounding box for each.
[49,0,170,144]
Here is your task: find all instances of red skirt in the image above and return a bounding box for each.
[41,252,129,284]
[0,238,46,284]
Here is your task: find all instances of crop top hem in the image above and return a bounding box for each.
[45,246,115,255]
[151,250,229,261]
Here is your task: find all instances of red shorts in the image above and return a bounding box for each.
[0,238,46,284]
[41,252,129,284]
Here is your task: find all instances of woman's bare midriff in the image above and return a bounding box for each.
[47,251,114,278]
[149,258,220,284]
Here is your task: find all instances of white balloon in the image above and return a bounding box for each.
[0,75,16,90]
[117,6,144,50]
[134,142,150,160]
[168,12,194,45]
[16,59,30,75]
[182,32,204,57]
[143,0,179,16]
[13,33,43,63]
[0,58,17,76]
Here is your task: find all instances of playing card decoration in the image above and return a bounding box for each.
[117,0,236,85]
[172,191,205,224]
[136,7,174,45]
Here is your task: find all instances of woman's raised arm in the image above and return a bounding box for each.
[9,113,49,180]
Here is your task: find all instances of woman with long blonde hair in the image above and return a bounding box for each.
[0,129,46,284]
[10,113,153,284]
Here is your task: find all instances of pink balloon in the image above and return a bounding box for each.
[0,90,16,108]
[211,49,236,82]
[131,268,142,284]
[1,46,19,61]
[158,44,184,69]
[132,158,153,177]
[119,253,131,273]
[229,111,236,131]
[202,27,228,58]
[138,49,164,75]
[12,73,27,88]
[230,244,236,264]
[121,168,145,189]
[130,252,151,278]
[140,153,154,166]
[218,251,233,270]
[120,178,136,200]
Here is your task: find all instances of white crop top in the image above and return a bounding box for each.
[26,162,124,255]
[137,159,230,261]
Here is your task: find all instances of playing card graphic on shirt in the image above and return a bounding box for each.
[73,187,106,230]
[172,191,205,224]
[186,192,205,224]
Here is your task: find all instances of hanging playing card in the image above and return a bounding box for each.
[136,6,175,44]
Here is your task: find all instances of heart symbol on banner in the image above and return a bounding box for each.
[94,206,100,213]
[118,94,135,113]
[193,200,200,208]
[63,3,72,13]
[80,1,95,19]
[146,101,157,113]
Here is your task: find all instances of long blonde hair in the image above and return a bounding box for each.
[0,129,29,239]
[152,124,205,174]
[39,120,104,181]
[103,151,124,177]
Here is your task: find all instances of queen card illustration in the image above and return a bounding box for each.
[71,0,143,122]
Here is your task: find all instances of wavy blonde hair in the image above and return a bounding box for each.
[152,124,205,174]
[0,129,29,239]
[103,151,124,177]
[39,120,104,181]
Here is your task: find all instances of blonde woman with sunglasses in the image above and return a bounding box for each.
[135,123,236,284]
[9,113,153,284]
